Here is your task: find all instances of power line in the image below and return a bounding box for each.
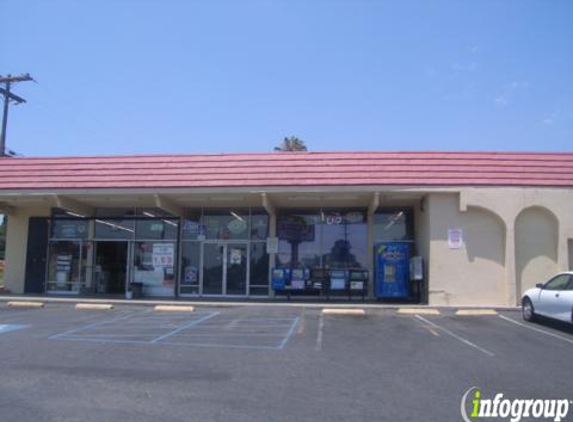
[0,73,35,157]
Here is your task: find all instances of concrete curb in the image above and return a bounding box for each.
[398,308,440,315]
[75,303,114,310]
[154,305,194,312]
[7,301,45,308]
[0,295,521,311]
[455,309,498,316]
[322,308,365,316]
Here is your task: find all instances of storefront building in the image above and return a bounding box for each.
[1,151,572,306]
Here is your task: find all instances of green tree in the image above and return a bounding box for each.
[274,136,308,152]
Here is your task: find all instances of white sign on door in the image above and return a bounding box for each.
[266,237,279,254]
[152,243,174,268]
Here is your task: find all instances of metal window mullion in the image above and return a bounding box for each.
[222,245,228,295]
[246,241,251,297]
[43,219,52,293]
[125,241,133,292]
[78,240,83,288]
[174,217,181,298]
[177,218,183,297]
[199,241,204,296]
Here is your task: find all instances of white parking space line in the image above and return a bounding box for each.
[48,309,301,350]
[278,317,300,350]
[0,324,29,334]
[498,314,573,346]
[297,308,306,335]
[49,309,152,339]
[414,315,495,357]
[316,313,324,352]
[150,312,220,343]
[170,333,285,337]
[413,317,440,337]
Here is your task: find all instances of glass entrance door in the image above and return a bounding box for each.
[93,241,129,295]
[202,243,248,295]
[225,243,248,295]
[46,240,91,294]
[203,243,224,294]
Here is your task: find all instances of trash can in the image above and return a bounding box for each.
[130,282,143,299]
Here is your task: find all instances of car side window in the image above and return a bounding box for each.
[566,277,573,291]
[544,275,571,291]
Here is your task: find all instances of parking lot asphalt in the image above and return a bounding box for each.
[1,304,572,422]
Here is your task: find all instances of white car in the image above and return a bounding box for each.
[522,271,573,324]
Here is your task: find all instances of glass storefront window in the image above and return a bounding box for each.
[46,240,88,292]
[277,211,321,269]
[181,210,202,240]
[250,242,269,295]
[203,209,249,240]
[321,210,367,269]
[47,206,271,298]
[135,219,178,240]
[180,242,201,295]
[132,241,176,297]
[277,209,367,270]
[136,207,176,218]
[51,219,89,240]
[52,208,87,218]
[373,208,414,241]
[95,219,135,239]
[251,211,269,241]
[95,207,137,217]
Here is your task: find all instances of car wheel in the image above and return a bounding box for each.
[522,297,536,322]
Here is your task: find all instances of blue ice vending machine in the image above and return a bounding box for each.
[375,242,411,298]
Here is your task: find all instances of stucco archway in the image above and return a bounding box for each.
[459,206,506,305]
[515,206,559,296]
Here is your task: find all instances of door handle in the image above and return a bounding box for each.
[555,293,560,298]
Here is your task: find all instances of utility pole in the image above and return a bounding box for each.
[0,73,34,157]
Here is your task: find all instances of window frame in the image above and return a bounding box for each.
[373,207,415,242]
[543,274,571,291]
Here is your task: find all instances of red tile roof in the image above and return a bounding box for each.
[0,151,572,190]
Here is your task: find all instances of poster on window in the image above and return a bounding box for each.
[266,237,278,254]
[448,229,463,249]
[230,248,242,265]
[152,243,174,268]
[55,254,72,286]
[184,266,198,285]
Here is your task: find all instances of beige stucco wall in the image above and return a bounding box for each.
[460,187,573,305]
[4,206,51,294]
[569,239,573,271]
[425,187,573,306]
[426,193,507,306]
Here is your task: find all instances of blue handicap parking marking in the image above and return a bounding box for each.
[49,311,222,345]
[0,324,29,334]
[161,316,301,350]
[48,311,300,350]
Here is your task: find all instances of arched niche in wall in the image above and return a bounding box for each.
[515,206,559,296]
[460,206,506,305]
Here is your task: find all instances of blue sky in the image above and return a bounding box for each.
[1,0,572,156]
